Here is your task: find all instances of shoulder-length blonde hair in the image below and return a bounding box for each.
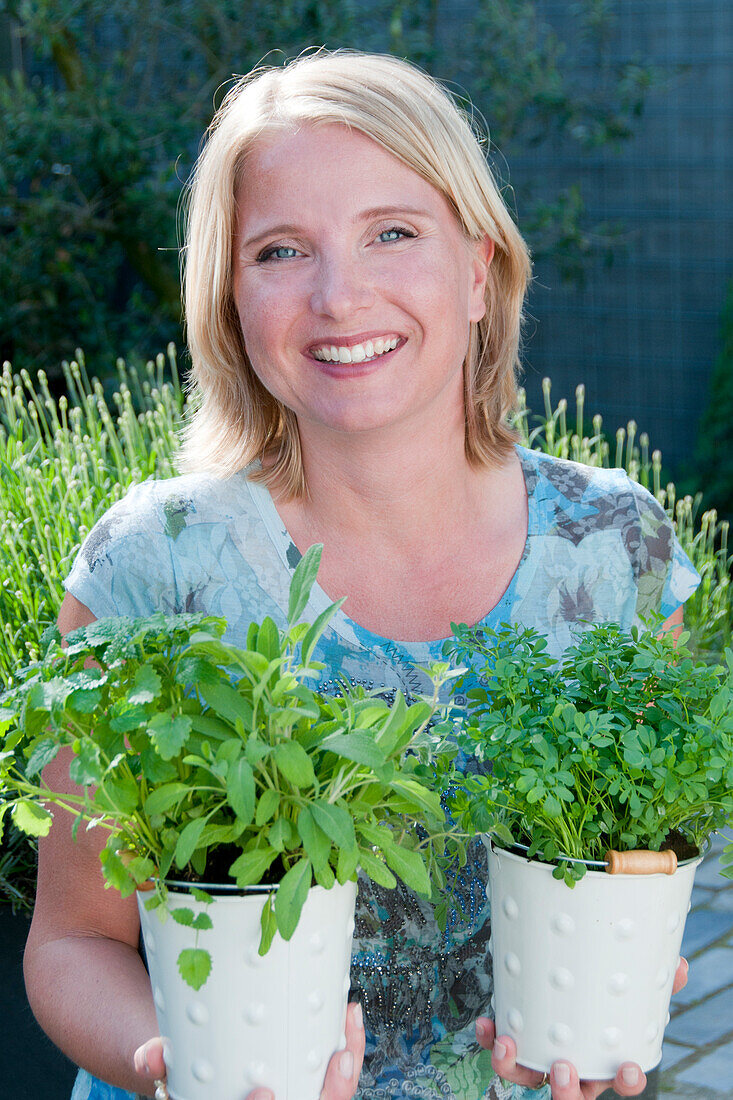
[178,49,532,497]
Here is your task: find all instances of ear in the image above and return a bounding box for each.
[468,235,495,323]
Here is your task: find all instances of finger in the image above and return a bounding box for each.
[549,1061,608,1099]
[319,1001,366,1099]
[672,955,689,995]
[474,1016,496,1050]
[245,1091,275,1100]
[132,1037,167,1082]
[489,1033,548,1090]
[610,1063,648,1097]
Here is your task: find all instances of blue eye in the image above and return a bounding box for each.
[257,245,299,262]
[378,227,415,243]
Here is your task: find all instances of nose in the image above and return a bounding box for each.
[309,251,375,320]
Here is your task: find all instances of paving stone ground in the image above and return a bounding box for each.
[659,833,733,1099]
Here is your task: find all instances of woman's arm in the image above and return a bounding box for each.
[23,592,163,1095]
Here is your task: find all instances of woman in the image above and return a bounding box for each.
[25,50,699,1100]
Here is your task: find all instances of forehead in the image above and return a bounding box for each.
[235,122,457,228]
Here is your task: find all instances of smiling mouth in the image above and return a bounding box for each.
[310,336,403,364]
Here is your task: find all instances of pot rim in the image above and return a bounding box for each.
[487,836,708,873]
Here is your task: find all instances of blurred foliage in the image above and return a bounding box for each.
[0,0,667,381]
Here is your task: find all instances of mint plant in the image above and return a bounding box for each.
[0,545,461,986]
[446,618,733,885]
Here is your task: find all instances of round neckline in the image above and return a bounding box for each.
[245,443,539,652]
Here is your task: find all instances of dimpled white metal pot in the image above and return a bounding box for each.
[487,843,702,1079]
[137,879,357,1100]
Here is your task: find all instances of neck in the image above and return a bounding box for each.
[283,409,510,553]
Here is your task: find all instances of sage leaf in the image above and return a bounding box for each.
[274,857,312,940]
[174,816,206,869]
[310,800,356,850]
[273,741,315,788]
[226,758,256,824]
[229,847,278,887]
[288,544,322,624]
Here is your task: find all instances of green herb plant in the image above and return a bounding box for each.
[446,618,733,886]
[0,546,462,987]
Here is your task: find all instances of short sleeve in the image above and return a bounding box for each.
[64,479,177,620]
[626,478,701,622]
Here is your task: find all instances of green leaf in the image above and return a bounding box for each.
[226,758,255,824]
[199,681,253,729]
[336,843,360,884]
[320,731,387,770]
[301,599,345,664]
[357,847,397,889]
[288,543,322,624]
[25,737,60,778]
[257,617,281,660]
[229,847,278,887]
[274,857,312,940]
[381,842,431,896]
[255,789,280,826]
[388,777,443,818]
[259,894,278,955]
[144,782,190,816]
[69,740,104,785]
[174,816,207,869]
[272,741,315,788]
[94,775,140,817]
[12,800,53,837]
[128,666,161,705]
[310,800,356,849]
[148,713,193,761]
[171,907,195,927]
[177,948,212,991]
[297,806,331,870]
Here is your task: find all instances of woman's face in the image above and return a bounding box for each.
[232,123,492,444]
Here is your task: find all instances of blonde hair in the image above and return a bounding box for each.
[178,49,533,496]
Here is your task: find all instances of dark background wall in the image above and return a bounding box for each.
[485,0,732,479]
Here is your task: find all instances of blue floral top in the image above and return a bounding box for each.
[65,445,700,1100]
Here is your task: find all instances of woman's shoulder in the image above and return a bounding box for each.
[516,444,665,524]
[88,468,257,540]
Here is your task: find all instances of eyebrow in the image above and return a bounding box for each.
[240,206,435,250]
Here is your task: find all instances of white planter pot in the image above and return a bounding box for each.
[487,843,702,1079]
[137,879,357,1100]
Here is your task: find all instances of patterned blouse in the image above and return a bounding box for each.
[65,444,700,1100]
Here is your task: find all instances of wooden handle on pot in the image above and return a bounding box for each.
[605,849,678,875]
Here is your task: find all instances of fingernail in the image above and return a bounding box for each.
[475,1020,486,1040]
[493,1039,506,1060]
[354,1002,363,1030]
[143,1048,151,1075]
[339,1051,354,1079]
[622,1066,639,1087]
[554,1062,571,1087]
[133,1050,144,1075]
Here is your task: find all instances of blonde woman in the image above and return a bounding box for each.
[27,51,698,1100]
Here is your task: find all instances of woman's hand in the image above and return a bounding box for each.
[475,957,688,1098]
[133,1000,366,1100]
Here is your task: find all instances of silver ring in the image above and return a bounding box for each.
[154,1079,170,1100]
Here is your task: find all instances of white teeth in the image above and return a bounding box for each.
[311,337,401,363]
